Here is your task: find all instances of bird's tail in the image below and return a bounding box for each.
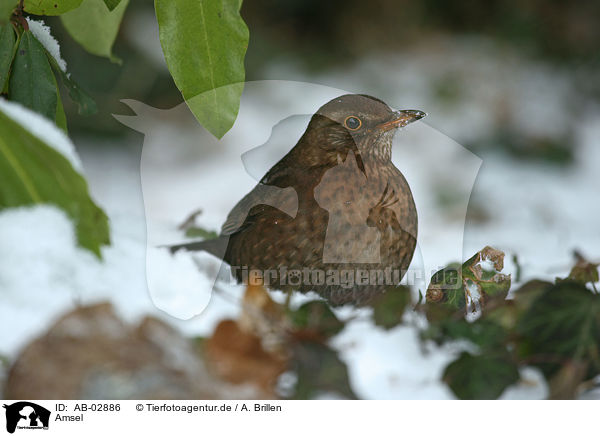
[167,236,228,260]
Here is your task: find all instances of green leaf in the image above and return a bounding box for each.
[185,226,218,240]
[102,0,121,11]
[425,262,464,310]
[516,281,600,380]
[24,0,82,15]
[443,351,520,399]
[0,23,16,90]
[60,0,128,62]
[423,318,507,350]
[512,280,552,314]
[426,247,511,313]
[0,104,109,257]
[47,53,97,115]
[287,301,345,339]
[155,0,249,139]
[558,256,599,287]
[462,246,512,305]
[8,31,57,120]
[55,81,67,132]
[291,341,357,400]
[0,1,16,22]
[370,285,412,330]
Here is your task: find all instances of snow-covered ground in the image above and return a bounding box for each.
[1,37,599,399]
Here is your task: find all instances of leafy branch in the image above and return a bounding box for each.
[0,0,249,255]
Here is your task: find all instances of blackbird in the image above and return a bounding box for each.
[171,94,425,305]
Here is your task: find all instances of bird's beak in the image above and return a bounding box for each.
[378,110,426,131]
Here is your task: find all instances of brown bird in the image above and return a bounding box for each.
[171,94,424,305]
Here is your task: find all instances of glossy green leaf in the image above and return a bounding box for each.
[0,104,109,256]
[370,286,412,330]
[102,0,121,11]
[8,31,57,120]
[291,341,357,400]
[47,54,97,115]
[24,0,82,15]
[443,351,520,399]
[155,0,249,139]
[60,0,128,62]
[0,23,16,90]
[287,301,345,339]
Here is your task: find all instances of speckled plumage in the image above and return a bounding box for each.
[171,94,424,305]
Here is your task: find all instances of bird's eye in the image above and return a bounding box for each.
[344,116,362,130]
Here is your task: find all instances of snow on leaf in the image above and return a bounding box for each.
[0,97,80,170]
[0,98,109,257]
[26,18,67,72]
[426,247,511,313]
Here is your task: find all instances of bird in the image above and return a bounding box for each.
[170,94,425,305]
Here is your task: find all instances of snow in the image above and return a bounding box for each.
[26,18,67,73]
[0,98,82,172]
[1,36,599,399]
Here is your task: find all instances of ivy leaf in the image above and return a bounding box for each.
[511,280,552,315]
[102,0,121,11]
[155,0,249,139]
[370,285,412,330]
[423,318,507,350]
[443,351,520,399]
[8,31,57,121]
[290,341,357,400]
[558,255,599,287]
[287,301,345,339]
[47,54,97,115]
[516,281,600,381]
[426,247,511,313]
[425,262,464,310]
[24,0,82,15]
[0,101,110,257]
[462,246,512,306]
[60,0,128,62]
[0,23,16,90]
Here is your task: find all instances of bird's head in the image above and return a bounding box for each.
[306,94,425,163]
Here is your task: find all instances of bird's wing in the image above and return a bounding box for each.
[220,183,299,236]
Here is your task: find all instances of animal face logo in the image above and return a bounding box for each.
[3,402,50,433]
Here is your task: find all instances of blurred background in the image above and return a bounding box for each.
[1,0,599,400]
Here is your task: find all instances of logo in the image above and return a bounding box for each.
[3,402,50,434]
